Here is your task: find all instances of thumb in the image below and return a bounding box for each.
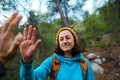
[34,39,42,49]
[14,32,23,46]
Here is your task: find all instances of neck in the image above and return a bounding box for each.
[64,52,72,58]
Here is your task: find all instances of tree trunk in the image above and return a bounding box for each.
[63,0,69,23]
[116,0,120,18]
[54,0,70,27]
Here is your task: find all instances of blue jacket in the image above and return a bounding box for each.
[20,53,95,80]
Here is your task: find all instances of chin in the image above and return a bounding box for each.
[63,49,71,52]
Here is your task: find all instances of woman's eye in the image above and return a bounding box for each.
[66,36,70,40]
[60,38,63,41]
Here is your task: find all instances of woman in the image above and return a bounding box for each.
[19,26,95,80]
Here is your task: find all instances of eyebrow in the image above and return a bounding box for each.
[60,35,68,37]
[59,35,72,39]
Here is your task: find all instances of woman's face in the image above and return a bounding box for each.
[58,30,74,53]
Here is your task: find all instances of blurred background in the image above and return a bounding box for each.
[0,0,120,80]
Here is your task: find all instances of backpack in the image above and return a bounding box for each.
[50,56,88,80]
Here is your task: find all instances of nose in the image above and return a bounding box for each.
[63,38,67,44]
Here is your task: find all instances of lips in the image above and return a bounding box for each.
[63,45,69,48]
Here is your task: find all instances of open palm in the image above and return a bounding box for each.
[0,12,22,63]
[20,25,41,63]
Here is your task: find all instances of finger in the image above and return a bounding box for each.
[23,27,27,40]
[7,15,22,37]
[1,11,18,34]
[27,25,33,40]
[31,27,36,42]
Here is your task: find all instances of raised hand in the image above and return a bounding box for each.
[0,12,23,64]
[20,25,41,63]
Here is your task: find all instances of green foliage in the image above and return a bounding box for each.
[98,0,120,33]
[37,22,60,54]
[81,1,120,47]
[0,53,21,80]
[96,40,111,48]
[83,13,107,36]
[52,18,63,27]
[81,13,107,47]
[27,11,41,27]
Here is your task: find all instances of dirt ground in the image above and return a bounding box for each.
[84,43,120,80]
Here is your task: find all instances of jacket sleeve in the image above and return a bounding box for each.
[86,59,95,80]
[20,57,52,80]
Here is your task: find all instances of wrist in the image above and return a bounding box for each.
[22,58,33,64]
[0,55,7,64]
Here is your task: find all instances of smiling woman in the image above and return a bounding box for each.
[19,27,95,80]
[58,30,75,58]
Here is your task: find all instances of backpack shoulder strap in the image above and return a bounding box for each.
[80,57,88,79]
[50,56,87,80]
[50,56,60,80]
[80,57,88,72]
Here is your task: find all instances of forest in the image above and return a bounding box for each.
[0,0,120,80]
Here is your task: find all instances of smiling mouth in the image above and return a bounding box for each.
[63,45,70,48]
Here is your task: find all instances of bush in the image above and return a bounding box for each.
[96,40,111,48]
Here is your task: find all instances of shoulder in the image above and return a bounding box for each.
[42,56,53,65]
[41,53,61,65]
[36,56,53,71]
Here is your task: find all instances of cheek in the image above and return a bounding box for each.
[71,41,75,48]
[69,39,75,49]
[59,42,63,48]
[71,38,75,45]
